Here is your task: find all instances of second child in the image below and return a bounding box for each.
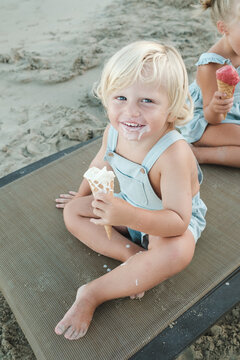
[178,0,240,167]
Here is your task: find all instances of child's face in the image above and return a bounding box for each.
[106,80,172,142]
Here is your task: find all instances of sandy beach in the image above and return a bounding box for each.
[0,0,239,359]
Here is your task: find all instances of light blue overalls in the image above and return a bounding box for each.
[104,126,207,249]
[177,53,240,143]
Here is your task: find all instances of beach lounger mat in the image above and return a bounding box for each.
[0,137,239,360]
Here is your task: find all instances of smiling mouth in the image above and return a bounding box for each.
[120,121,150,140]
[121,122,145,129]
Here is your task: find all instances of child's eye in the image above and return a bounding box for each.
[116,96,127,101]
[142,98,152,103]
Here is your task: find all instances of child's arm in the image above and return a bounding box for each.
[56,125,111,208]
[91,143,193,238]
[197,63,234,124]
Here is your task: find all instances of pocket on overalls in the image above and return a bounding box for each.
[114,167,148,207]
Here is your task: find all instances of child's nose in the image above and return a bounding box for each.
[127,103,140,117]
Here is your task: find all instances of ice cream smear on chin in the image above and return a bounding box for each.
[83,166,115,239]
[216,65,240,119]
[120,121,150,141]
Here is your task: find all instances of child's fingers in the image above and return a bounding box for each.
[91,198,110,214]
[55,197,70,203]
[215,107,233,115]
[55,191,76,203]
[214,96,233,113]
[59,193,74,199]
[216,92,233,101]
[90,218,106,226]
[215,91,227,98]
[56,203,65,209]
[94,191,111,202]
[55,197,72,209]
[92,201,105,217]
[215,102,233,113]
[219,98,233,105]
[216,101,233,108]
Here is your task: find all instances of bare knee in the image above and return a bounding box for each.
[63,195,96,235]
[63,200,79,233]
[149,232,195,275]
[169,238,195,272]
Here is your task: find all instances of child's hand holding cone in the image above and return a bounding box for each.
[216,65,240,119]
[84,166,115,239]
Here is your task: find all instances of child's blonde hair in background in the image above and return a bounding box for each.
[94,41,193,126]
[200,0,240,25]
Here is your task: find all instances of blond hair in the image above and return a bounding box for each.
[94,41,193,126]
[200,0,240,25]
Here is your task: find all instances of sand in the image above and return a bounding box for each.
[0,0,239,358]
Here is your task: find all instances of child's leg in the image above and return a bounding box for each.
[191,145,240,167]
[63,195,144,262]
[192,123,240,167]
[55,229,195,340]
[64,195,146,302]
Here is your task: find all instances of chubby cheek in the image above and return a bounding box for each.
[108,104,127,129]
[107,106,118,125]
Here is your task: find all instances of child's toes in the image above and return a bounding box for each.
[74,324,89,339]
[55,323,66,335]
[64,325,76,339]
[136,291,145,299]
[70,330,81,340]
[130,291,145,300]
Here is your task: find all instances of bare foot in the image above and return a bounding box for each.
[55,285,96,340]
[130,291,145,300]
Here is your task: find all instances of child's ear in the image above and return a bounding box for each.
[217,20,229,35]
[167,114,176,123]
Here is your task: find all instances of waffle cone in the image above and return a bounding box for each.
[217,79,235,119]
[88,179,114,240]
[104,225,112,240]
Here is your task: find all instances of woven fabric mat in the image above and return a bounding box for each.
[0,138,239,360]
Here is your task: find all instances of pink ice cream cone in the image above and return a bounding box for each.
[216,65,240,119]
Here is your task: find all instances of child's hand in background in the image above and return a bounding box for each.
[90,192,130,227]
[210,91,234,116]
[55,191,78,208]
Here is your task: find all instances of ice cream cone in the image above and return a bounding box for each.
[216,65,239,120]
[104,179,114,240]
[217,79,235,119]
[84,167,115,240]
